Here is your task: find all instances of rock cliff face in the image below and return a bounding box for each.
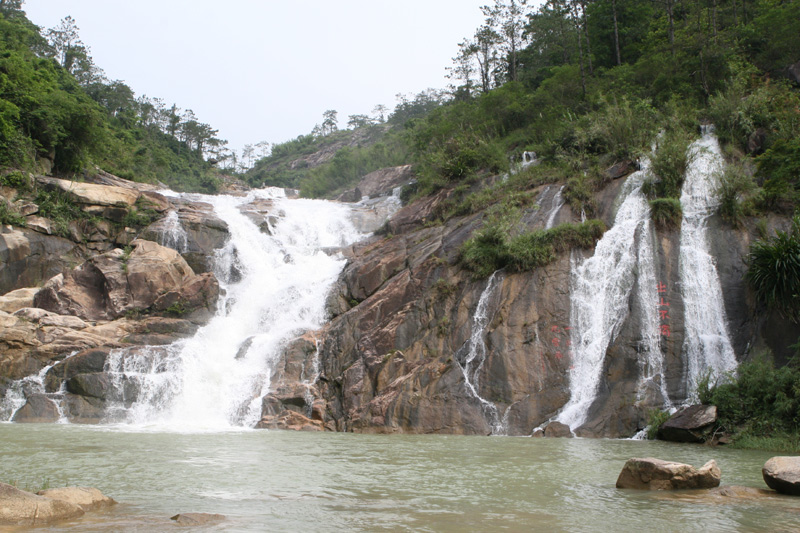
[1,162,797,436]
[264,170,797,438]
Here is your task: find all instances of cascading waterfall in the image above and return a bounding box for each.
[679,129,737,397]
[157,210,189,253]
[557,161,662,430]
[103,188,365,431]
[455,271,506,435]
[0,357,74,422]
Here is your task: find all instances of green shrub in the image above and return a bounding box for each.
[649,198,682,230]
[0,170,28,190]
[757,138,800,212]
[646,409,671,440]
[745,215,800,321]
[34,188,85,238]
[647,128,693,199]
[0,200,26,226]
[459,219,606,278]
[717,163,757,226]
[703,356,800,443]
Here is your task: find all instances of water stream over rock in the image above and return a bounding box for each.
[102,189,367,430]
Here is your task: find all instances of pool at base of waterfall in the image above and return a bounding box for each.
[0,424,796,532]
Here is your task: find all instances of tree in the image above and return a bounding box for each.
[347,114,373,129]
[372,104,388,123]
[481,0,530,82]
[321,109,338,135]
[46,16,89,74]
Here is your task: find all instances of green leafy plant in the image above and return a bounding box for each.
[0,200,26,226]
[646,409,671,440]
[745,215,800,321]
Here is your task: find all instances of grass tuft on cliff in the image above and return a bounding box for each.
[460,219,606,278]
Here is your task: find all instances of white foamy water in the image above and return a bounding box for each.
[679,130,737,397]
[104,188,366,431]
[157,210,189,253]
[557,161,660,431]
[455,271,506,435]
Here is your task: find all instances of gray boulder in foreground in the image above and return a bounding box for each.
[616,457,721,490]
[0,482,84,525]
[763,456,800,495]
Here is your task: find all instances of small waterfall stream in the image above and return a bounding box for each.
[102,188,366,431]
[679,130,737,397]
[545,186,565,229]
[157,210,189,253]
[455,271,506,435]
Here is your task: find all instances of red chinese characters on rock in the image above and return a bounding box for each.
[657,281,670,337]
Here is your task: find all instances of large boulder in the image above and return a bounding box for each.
[11,393,61,423]
[763,456,800,495]
[0,483,84,526]
[0,287,37,313]
[657,405,717,443]
[36,176,140,209]
[0,226,81,294]
[33,240,218,321]
[37,487,116,511]
[616,457,721,490]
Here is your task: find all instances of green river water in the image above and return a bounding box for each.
[0,424,798,532]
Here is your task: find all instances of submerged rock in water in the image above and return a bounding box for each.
[616,457,721,490]
[171,512,226,525]
[763,457,800,496]
[0,482,85,526]
[657,405,717,443]
[37,487,116,511]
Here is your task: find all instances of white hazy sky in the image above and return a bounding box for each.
[24,0,489,154]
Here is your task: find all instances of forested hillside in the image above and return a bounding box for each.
[251,0,798,219]
[0,1,225,192]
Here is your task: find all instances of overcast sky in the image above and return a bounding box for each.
[24,0,490,154]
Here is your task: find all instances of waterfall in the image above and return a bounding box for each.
[0,358,72,423]
[557,162,660,430]
[679,130,737,397]
[455,271,506,435]
[103,188,364,431]
[157,210,189,253]
[545,186,566,229]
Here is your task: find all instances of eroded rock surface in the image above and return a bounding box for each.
[616,458,721,490]
[0,483,85,526]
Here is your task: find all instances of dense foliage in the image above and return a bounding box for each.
[699,356,800,451]
[0,5,225,192]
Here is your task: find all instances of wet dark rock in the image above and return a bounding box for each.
[11,393,60,423]
[45,347,112,392]
[657,405,717,443]
[542,421,573,438]
[605,160,635,180]
[66,373,110,399]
